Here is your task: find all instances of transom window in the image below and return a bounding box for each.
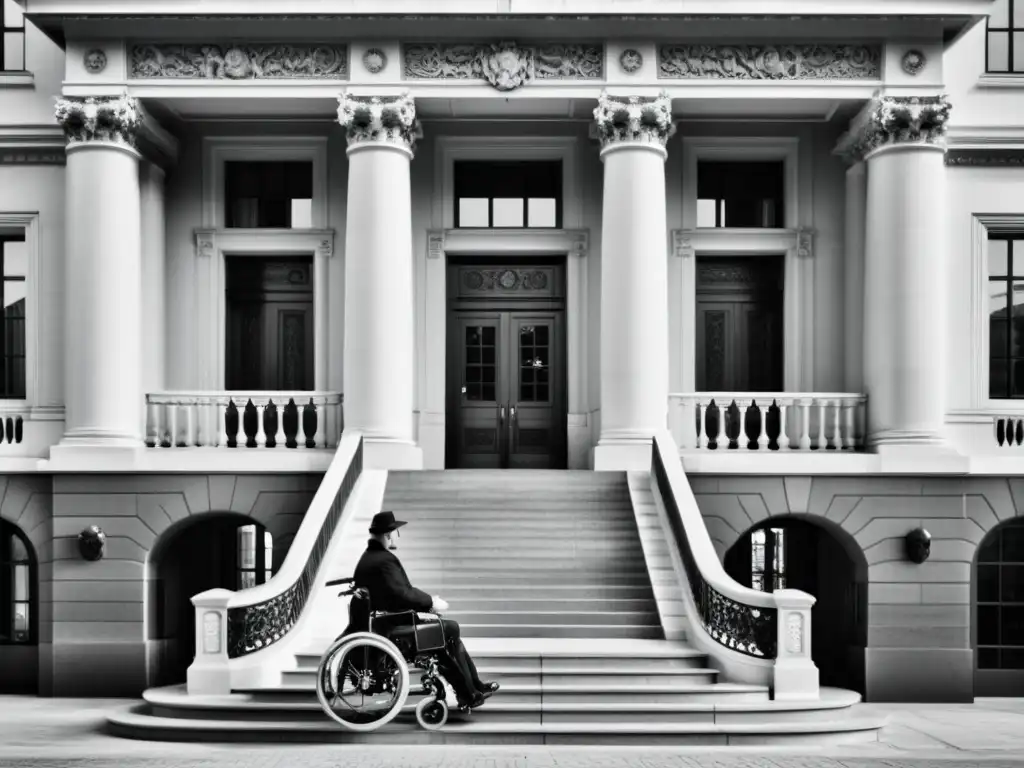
[987,0,1024,73]
[751,527,786,592]
[988,235,1024,399]
[697,161,785,229]
[0,231,26,399]
[1,520,33,644]
[454,161,561,229]
[1,0,26,72]
[976,519,1024,670]
[237,523,273,590]
[225,161,313,229]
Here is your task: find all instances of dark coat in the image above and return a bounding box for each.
[344,538,432,634]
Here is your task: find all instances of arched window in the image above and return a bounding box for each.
[976,518,1024,672]
[237,523,273,590]
[0,520,34,644]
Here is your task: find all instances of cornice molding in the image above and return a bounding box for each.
[946,149,1024,167]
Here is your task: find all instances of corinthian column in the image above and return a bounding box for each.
[592,92,675,471]
[838,94,960,463]
[337,92,423,469]
[53,94,144,452]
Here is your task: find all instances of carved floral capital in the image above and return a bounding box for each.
[54,94,143,149]
[592,90,676,152]
[337,91,423,153]
[836,94,952,164]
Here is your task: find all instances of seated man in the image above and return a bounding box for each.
[347,510,499,709]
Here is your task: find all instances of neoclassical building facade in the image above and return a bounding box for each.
[1,0,1024,716]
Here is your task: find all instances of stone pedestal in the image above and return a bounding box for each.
[337,93,422,469]
[53,95,144,453]
[591,92,674,471]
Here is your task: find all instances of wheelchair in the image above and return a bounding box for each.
[314,576,469,732]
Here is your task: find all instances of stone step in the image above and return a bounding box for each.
[422,610,663,626]
[456,624,665,639]
[395,556,651,570]
[404,570,654,585]
[400,584,657,599]
[320,598,661,613]
[281,666,720,687]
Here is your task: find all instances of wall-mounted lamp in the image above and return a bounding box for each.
[78,525,106,562]
[905,527,932,564]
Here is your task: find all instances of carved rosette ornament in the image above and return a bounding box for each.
[837,94,952,164]
[480,42,534,91]
[54,93,143,149]
[336,91,422,153]
[592,90,676,152]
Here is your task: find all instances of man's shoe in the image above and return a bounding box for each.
[458,691,486,710]
[478,681,500,699]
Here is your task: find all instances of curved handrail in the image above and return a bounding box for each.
[652,430,814,658]
[224,432,364,658]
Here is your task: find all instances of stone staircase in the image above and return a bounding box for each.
[107,469,887,745]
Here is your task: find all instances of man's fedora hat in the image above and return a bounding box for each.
[369,510,407,535]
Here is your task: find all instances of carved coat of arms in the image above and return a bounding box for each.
[480,42,534,91]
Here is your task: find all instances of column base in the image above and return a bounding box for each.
[869,432,969,473]
[593,438,653,471]
[47,442,146,471]
[362,438,423,470]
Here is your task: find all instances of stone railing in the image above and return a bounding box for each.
[187,433,364,695]
[669,392,867,452]
[0,404,64,458]
[145,391,343,450]
[651,431,819,700]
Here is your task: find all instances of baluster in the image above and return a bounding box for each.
[815,401,828,450]
[844,402,856,450]
[216,400,227,447]
[716,400,728,450]
[325,400,337,448]
[168,404,179,449]
[831,400,843,450]
[255,403,267,448]
[274,400,287,449]
[151,403,162,448]
[185,403,196,447]
[697,402,710,450]
[777,401,791,450]
[313,399,325,448]
[234,400,245,448]
[798,400,812,451]
[757,403,769,450]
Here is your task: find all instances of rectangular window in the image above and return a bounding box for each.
[224,161,314,229]
[987,0,1024,73]
[0,232,26,399]
[697,161,785,228]
[1,0,26,72]
[750,527,786,593]
[236,524,274,590]
[988,234,1024,399]
[454,160,562,229]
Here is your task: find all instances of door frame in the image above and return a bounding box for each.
[422,228,589,469]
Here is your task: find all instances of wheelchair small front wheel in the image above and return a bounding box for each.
[415,696,448,731]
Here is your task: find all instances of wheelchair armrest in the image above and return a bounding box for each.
[326,576,354,587]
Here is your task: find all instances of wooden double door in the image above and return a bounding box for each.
[446,262,567,469]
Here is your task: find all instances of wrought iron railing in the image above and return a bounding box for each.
[652,439,777,658]
[225,436,363,658]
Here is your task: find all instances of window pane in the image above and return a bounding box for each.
[979,564,1000,602]
[3,239,26,279]
[4,279,25,310]
[264,530,273,549]
[979,532,1002,563]
[1001,605,1024,645]
[697,199,718,228]
[13,602,29,640]
[989,31,1011,72]
[290,199,312,229]
[492,198,524,227]
[3,0,25,27]
[1001,564,1024,601]
[992,358,1010,398]
[979,647,1000,669]
[697,161,785,229]
[458,198,489,227]
[992,0,1011,27]
[239,571,256,590]
[990,239,1009,277]
[224,161,313,228]
[527,198,557,228]
[1004,524,1024,561]
[14,563,28,600]
[979,605,1000,645]
[1015,0,1024,27]
[9,532,27,561]
[238,525,256,569]
[1014,32,1024,71]
[3,32,24,71]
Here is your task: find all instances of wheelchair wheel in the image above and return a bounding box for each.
[415,696,449,731]
[315,633,410,732]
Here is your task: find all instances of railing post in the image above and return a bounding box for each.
[770,588,819,700]
[186,588,234,695]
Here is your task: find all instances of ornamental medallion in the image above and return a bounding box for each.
[480,42,534,91]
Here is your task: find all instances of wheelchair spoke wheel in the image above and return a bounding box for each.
[315,634,410,732]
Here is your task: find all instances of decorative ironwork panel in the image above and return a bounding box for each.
[130,44,349,79]
[227,437,363,658]
[658,44,881,80]
[457,268,558,299]
[653,448,778,658]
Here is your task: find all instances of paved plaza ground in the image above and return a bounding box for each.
[2,696,1024,767]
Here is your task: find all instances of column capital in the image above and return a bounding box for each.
[591,90,676,154]
[54,93,143,149]
[834,93,951,164]
[336,91,423,155]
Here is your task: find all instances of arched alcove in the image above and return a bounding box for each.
[0,518,37,693]
[147,512,275,687]
[973,516,1024,697]
[724,514,869,694]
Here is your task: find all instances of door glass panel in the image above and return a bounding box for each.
[465,325,497,402]
[519,324,550,403]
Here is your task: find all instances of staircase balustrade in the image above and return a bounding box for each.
[669,392,866,452]
[651,431,819,700]
[186,433,363,695]
[146,391,343,449]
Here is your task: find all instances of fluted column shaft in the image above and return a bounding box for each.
[337,93,422,468]
[56,95,144,448]
[592,93,675,471]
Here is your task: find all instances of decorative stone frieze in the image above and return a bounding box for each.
[130,44,348,79]
[336,91,422,152]
[592,91,675,151]
[403,41,603,88]
[657,44,881,80]
[54,94,142,148]
[835,94,952,164]
[0,150,65,165]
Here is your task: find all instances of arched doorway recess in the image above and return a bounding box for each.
[974,517,1024,697]
[147,513,275,687]
[0,518,37,693]
[724,515,868,694]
